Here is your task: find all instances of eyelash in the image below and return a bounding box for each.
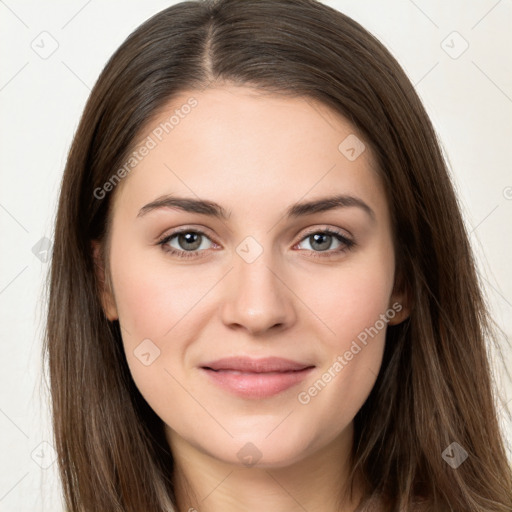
[156,227,356,260]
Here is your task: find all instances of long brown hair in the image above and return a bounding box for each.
[42,0,512,510]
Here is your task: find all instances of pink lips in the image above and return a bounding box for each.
[200,357,315,399]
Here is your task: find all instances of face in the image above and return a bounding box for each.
[94,85,407,468]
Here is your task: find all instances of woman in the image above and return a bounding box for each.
[43,0,512,510]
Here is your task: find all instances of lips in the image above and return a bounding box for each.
[201,356,314,373]
[200,357,315,399]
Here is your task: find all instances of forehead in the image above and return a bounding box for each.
[110,85,388,223]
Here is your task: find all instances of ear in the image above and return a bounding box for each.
[387,280,411,326]
[91,240,118,321]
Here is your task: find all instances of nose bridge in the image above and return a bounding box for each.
[220,237,295,335]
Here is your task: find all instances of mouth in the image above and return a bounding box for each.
[200,357,315,399]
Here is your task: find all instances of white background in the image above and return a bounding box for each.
[0,1,511,510]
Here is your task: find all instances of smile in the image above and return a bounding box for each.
[200,357,315,399]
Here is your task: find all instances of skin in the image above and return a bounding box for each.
[93,85,409,512]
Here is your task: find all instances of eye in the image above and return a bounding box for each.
[157,229,216,259]
[295,228,355,258]
[157,226,355,260]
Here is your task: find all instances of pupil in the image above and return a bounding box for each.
[179,232,201,251]
[311,233,331,251]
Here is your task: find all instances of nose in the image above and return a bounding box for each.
[220,253,296,337]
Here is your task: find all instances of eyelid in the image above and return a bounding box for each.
[297,224,353,241]
[156,224,218,243]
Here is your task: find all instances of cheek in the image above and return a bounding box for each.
[108,240,233,409]
[296,243,394,412]
[305,245,396,348]
[110,243,210,338]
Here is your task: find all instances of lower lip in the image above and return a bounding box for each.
[201,367,314,399]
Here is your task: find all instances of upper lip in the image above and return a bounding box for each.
[201,357,315,373]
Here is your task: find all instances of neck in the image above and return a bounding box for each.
[168,423,363,512]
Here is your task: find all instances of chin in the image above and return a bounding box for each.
[206,429,317,469]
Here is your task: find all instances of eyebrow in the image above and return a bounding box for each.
[137,194,375,221]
